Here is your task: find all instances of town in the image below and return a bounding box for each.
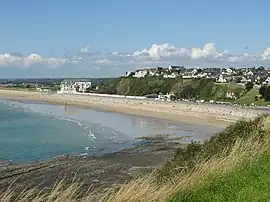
[1,66,270,95]
[125,65,270,86]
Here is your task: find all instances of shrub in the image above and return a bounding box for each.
[245,82,253,92]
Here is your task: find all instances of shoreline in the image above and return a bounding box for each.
[0,89,262,127]
[0,134,185,196]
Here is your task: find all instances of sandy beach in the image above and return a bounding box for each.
[0,89,263,126]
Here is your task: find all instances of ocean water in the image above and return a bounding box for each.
[0,99,222,163]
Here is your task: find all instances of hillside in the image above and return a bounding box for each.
[96,76,245,101]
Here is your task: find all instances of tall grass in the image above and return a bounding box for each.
[1,115,269,202]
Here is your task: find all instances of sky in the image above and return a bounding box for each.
[0,0,270,78]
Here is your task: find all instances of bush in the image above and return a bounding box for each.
[155,115,267,182]
[259,85,270,101]
[259,86,266,96]
[245,82,253,91]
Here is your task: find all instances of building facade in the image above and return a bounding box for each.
[59,79,92,93]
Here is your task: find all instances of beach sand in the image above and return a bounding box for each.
[0,89,262,126]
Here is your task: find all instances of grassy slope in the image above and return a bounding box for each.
[170,153,270,202]
[236,88,259,104]
[236,88,270,106]
[169,116,270,202]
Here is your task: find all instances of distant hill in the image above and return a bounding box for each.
[0,77,115,85]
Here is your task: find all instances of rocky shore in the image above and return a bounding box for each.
[0,134,187,198]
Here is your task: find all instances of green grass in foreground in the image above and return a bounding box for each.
[170,152,270,202]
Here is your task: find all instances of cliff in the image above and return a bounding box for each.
[96,76,245,101]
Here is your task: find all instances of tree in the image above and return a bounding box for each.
[264,87,270,101]
[259,86,266,97]
[197,69,203,74]
[245,82,253,91]
[259,85,270,101]
[257,66,265,72]
[233,76,242,83]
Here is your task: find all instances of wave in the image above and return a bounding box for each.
[52,115,97,142]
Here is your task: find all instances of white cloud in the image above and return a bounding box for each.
[0,42,270,78]
[262,48,270,60]
[132,43,189,60]
[95,59,111,65]
[190,43,218,59]
[0,53,79,69]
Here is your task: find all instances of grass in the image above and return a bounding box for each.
[236,88,258,104]
[210,83,244,101]
[236,88,270,106]
[1,115,270,201]
[170,153,270,202]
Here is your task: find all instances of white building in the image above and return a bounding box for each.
[263,77,270,85]
[168,65,184,72]
[241,77,252,84]
[246,71,254,76]
[163,73,177,78]
[59,80,92,93]
[226,68,233,75]
[217,74,227,83]
[149,68,159,76]
[74,81,92,92]
[59,80,76,93]
[125,71,134,77]
[133,69,148,78]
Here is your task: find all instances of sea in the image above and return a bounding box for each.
[0,99,222,163]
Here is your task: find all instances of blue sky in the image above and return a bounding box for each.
[0,0,270,78]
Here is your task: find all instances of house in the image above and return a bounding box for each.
[226,68,234,75]
[168,65,185,72]
[133,69,148,78]
[263,77,270,85]
[246,71,254,76]
[197,72,208,78]
[204,68,221,75]
[163,72,177,78]
[59,80,76,93]
[182,68,198,79]
[148,68,160,76]
[226,89,237,100]
[59,79,92,93]
[240,76,252,84]
[155,93,174,101]
[74,81,92,93]
[217,74,227,83]
[125,71,134,77]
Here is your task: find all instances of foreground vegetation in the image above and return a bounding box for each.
[171,152,270,201]
[1,115,270,201]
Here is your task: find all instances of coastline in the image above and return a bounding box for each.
[0,134,185,197]
[0,89,262,127]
